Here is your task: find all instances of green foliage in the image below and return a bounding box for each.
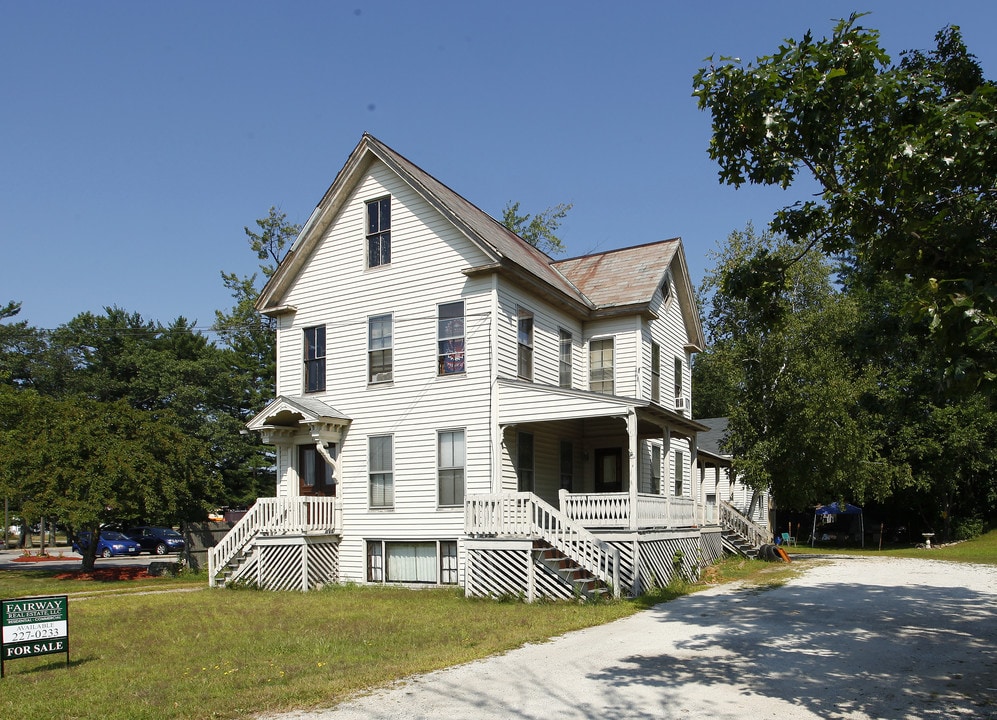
[501,200,573,255]
[694,14,997,390]
[695,225,897,509]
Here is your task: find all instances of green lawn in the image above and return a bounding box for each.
[785,527,997,565]
[1,535,993,720]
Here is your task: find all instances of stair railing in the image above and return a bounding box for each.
[719,500,769,549]
[466,492,621,597]
[207,497,339,587]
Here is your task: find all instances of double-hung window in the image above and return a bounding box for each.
[674,357,683,407]
[517,309,534,380]
[674,450,684,497]
[650,445,662,495]
[651,342,661,403]
[368,314,393,383]
[366,197,391,267]
[303,325,326,393]
[589,338,614,394]
[437,301,465,375]
[438,429,465,507]
[369,435,393,508]
[559,329,572,388]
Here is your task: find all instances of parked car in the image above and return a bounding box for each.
[73,531,142,558]
[124,526,186,555]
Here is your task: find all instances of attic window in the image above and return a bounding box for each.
[366,196,391,267]
[661,269,672,303]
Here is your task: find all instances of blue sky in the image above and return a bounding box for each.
[3,1,996,332]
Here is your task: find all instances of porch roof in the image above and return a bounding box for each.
[247,395,351,433]
[497,378,708,438]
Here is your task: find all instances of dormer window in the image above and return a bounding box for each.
[366,196,391,267]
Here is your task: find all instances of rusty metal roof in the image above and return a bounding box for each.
[553,240,680,309]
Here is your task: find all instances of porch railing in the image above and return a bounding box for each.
[560,491,698,529]
[719,499,769,549]
[208,496,340,587]
[465,492,621,597]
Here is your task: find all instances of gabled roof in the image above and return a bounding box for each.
[553,239,705,350]
[246,395,351,432]
[256,134,705,351]
[257,133,589,315]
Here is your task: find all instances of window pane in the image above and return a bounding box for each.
[440,541,458,585]
[370,436,393,507]
[559,329,572,388]
[590,339,614,393]
[304,326,326,393]
[367,541,383,582]
[386,542,436,583]
[438,430,465,506]
[369,315,393,382]
[366,198,391,267]
[438,301,465,375]
[518,311,534,380]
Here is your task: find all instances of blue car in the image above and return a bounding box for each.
[124,526,186,555]
[73,530,142,558]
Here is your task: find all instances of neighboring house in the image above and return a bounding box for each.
[696,417,770,527]
[209,134,751,599]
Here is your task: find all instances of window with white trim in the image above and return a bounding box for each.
[438,429,465,507]
[651,342,661,403]
[303,325,326,393]
[674,450,684,497]
[650,445,662,495]
[366,196,391,267]
[517,309,534,380]
[437,301,465,375]
[589,338,614,394]
[368,314,393,383]
[366,540,458,585]
[559,329,572,388]
[369,435,393,508]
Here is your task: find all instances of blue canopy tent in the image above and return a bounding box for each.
[811,502,864,547]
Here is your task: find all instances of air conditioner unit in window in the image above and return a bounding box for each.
[674,396,689,412]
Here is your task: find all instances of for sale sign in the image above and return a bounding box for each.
[1,595,69,676]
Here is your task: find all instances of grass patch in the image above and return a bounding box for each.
[786,527,997,565]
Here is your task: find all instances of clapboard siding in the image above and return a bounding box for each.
[270,160,499,582]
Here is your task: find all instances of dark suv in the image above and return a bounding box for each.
[124,526,186,555]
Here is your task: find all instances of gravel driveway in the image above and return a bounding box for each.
[261,556,997,720]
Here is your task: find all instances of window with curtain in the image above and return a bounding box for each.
[438,429,465,506]
[437,300,465,374]
[589,338,614,394]
[369,435,393,508]
[385,542,436,582]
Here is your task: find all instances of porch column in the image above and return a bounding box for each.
[690,432,700,524]
[627,409,638,531]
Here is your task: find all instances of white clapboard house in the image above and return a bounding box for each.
[208,134,768,598]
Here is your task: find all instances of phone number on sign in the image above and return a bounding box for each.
[5,626,62,642]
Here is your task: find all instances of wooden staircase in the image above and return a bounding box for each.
[719,500,769,558]
[532,539,609,601]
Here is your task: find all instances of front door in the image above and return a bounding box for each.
[298,444,336,497]
[594,448,623,493]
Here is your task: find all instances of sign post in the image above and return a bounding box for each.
[1,595,70,677]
